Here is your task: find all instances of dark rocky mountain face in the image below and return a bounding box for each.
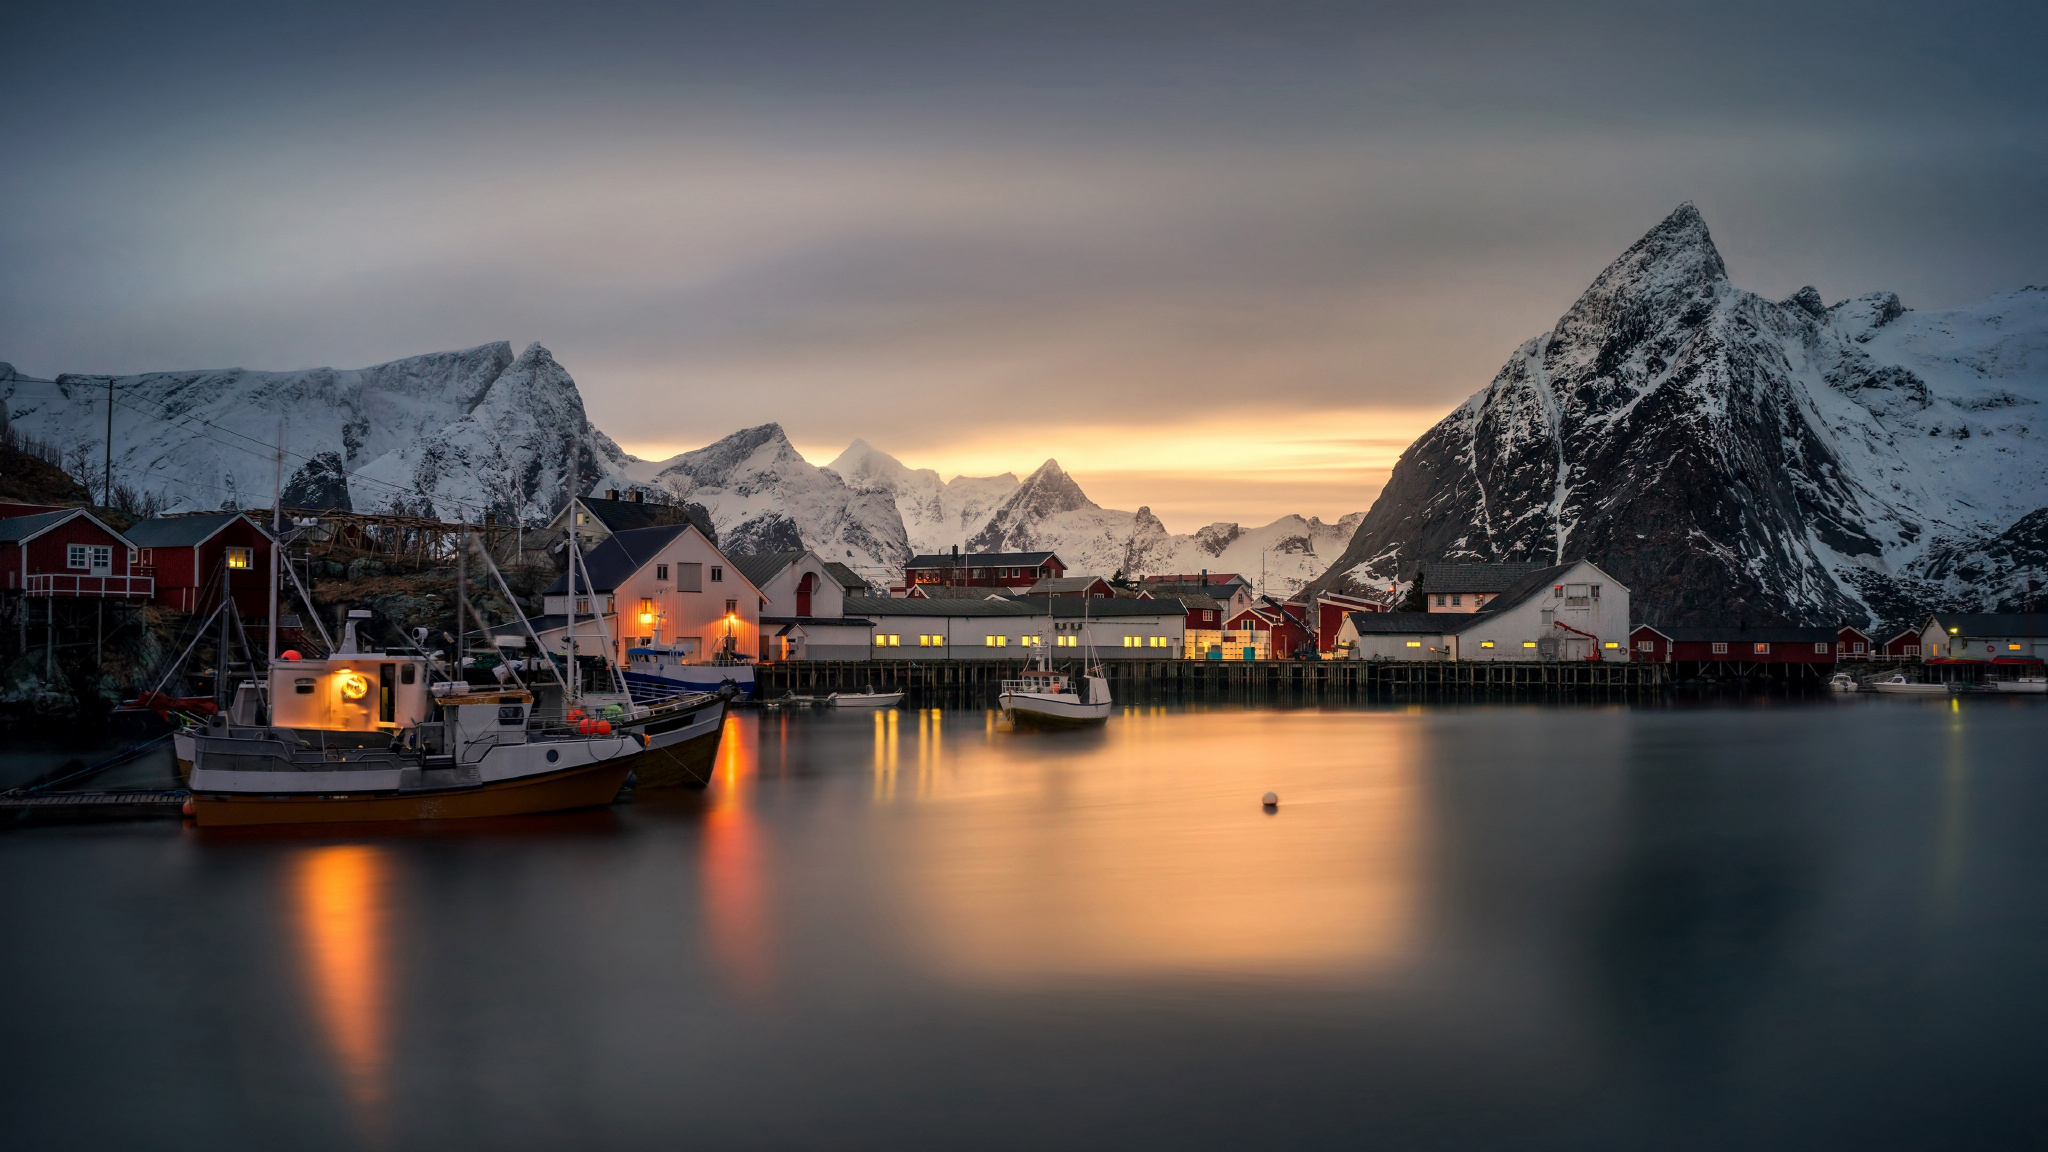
[1314,205,2048,629]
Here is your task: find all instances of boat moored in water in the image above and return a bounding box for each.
[1870,673,1952,696]
[826,689,903,709]
[1000,667,1111,727]
[623,645,756,700]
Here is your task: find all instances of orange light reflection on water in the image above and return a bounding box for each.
[294,845,391,1133]
[890,708,1427,987]
[702,712,774,1001]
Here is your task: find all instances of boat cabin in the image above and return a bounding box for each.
[269,654,434,731]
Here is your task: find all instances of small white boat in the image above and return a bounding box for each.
[1870,673,1951,696]
[1827,672,1862,693]
[1000,667,1111,727]
[826,689,903,709]
[1991,677,2048,694]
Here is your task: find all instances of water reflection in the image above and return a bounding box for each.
[293,845,391,1134]
[888,709,1426,986]
[702,712,774,1000]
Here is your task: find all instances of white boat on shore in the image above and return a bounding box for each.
[1871,673,1951,696]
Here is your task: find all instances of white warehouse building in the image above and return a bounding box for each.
[841,595,1188,659]
[1335,561,1631,662]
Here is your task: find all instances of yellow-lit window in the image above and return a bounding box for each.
[931,634,945,647]
[638,598,654,624]
[1479,640,1495,648]
[875,635,889,648]
[887,634,900,647]
[918,634,931,647]
[996,635,1007,647]
[1523,641,1538,649]
[1058,635,1077,647]
[2011,643,2024,651]
[1605,642,1619,649]
[225,547,253,569]
[1405,641,1422,648]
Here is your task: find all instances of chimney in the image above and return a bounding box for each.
[606,488,619,501]
[631,490,643,504]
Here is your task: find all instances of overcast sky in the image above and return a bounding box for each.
[3,1,2043,529]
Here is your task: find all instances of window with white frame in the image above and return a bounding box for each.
[67,545,89,569]
[1754,643,1770,655]
[1814,642,1828,654]
[1637,640,1654,652]
[224,547,251,569]
[1711,642,1728,654]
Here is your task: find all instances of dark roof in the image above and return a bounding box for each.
[1142,573,1248,588]
[581,495,716,541]
[1152,591,1221,612]
[907,585,1010,599]
[1344,611,1460,634]
[1640,625,1845,644]
[1928,613,2048,637]
[846,594,1040,618]
[761,616,875,627]
[545,524,692,594]
[1030,596,1188,619]
[904,551,1060,569]
[726,551,802,590]
[1415,561,1551,594]
[1027,576,1110,594]
[1469,563,1577,617]
[1141,581,1247,599]
[123,512,263,548]
[0,509,81,543]
[821,561,868,592]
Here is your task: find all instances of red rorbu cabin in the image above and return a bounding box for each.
[0,509,151,599]
[123,513,275,616]
[1315,592,1387,653]
[899,550,1064,593]
[1629,624,1872,664]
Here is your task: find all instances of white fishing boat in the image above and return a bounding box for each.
[623,645,756,700]
[1991,676,2048,694]
[1827,672,1862,693]
[1870,673,1951,696]
[999,665,1111,727]
[825,689,903,709]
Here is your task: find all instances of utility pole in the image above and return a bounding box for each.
[103,376,114,506]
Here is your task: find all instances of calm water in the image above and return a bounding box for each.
[4,698,2047,1149]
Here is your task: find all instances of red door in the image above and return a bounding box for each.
[796,572,816,617]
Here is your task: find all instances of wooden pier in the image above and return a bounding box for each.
[756,658,1667,704]
[1,790,188,824]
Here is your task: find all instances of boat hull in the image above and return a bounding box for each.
[827,692,903,709]
[629,698,729,789]
[1992,680,2048,694]
[190,759,634,827]
[1001,692,1111,728]
[624,665,755,701]
[1872,683,1950,696]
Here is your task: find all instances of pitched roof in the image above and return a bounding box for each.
[1928,613,2048,637]
[904,551,1060,569]
[821,561,868,592]
[845,594,1041,618]
[545,524,692,594]
[1642,625,1844,644]
[1415,561,1551,594]
[1469,563,1578,617]
[1151,590,1221,612]
[726,551,803,590]
[905,585,1008,599]
[123,512,264,548]
[580,495,716,539]
[1142,572,1248,588]
[0,509,79,543]
[1344,611,1460,634]
[1027,576,1110,594]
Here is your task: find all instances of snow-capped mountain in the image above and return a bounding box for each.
[0,342,633,523]
[624,424,911,572]
[1314,203,2048,627]
[959,459,1361,595]
[822,439,1018,554]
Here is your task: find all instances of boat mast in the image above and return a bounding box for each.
[267,416,284,666]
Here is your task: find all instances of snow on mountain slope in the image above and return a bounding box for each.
[1313,203,2048,627]
[0,342,632,522]
[960,459,1361,595]
[634,424,911,572]
[823,439,1018,553]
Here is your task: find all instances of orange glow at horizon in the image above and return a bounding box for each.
[890,709,1428,986]
[294,845,391,1131]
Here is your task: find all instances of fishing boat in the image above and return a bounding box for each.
[999,664,1111,727]
[825,688,903,708]
[1870,673,1951,696]
[622,645,756,700]
[1826,671,1863,693]
[1991,676,2048,694]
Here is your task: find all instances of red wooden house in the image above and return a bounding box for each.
[1629,624,1872,664]
[124,513,275,616]
[0,509,151,599]
[1224,600,1315,659]
[899,550,1064,594]
[1315,592,1387,653]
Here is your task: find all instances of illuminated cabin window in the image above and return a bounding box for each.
[574,598,591,616]
[917,634,945,647]
[1405,640,1422,648]
[1754,643,1770,655]
[873,634,901,647]
[1605,642,1620,649]
[1151,636,1170,648]
[1020,636,1041,647]
[1479,640,1495,648]
[1523,641,1538,649]
[1058,635,1077,647]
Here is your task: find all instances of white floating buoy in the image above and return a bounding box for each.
[1261,791,1279,808]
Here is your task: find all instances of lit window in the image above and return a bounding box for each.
[67,545,89,569]
[1405,641,1422,648]
[876,635,889,648]
[575,598,590,615]
[1058,635,1077,647]
[919,634,931,647]
[638,598,654,624]
[1479,640,1495,648]
[711,566,723,582]
[1712,642,1728,654]
[1754,643,1770,655]
[2011,643,2024,651]
[656,564,668,581]
[1605,642,1619,649]
[887,634,900,647]
[931,634,944,647]
[1523,641,1538,649]
[574,512,588,526]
